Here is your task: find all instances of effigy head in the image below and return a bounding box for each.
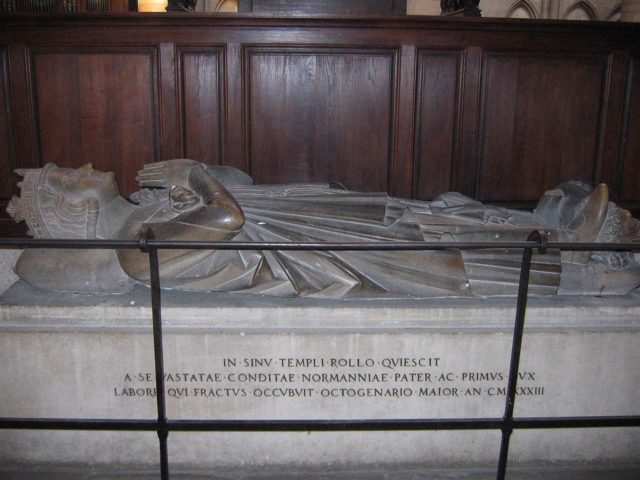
[535,181,640,294]
[7,163,120,239]
[536,180,639,244]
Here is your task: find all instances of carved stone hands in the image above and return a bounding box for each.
[135,159,202,190]
[135,160,245,228]
[136,160,209,212]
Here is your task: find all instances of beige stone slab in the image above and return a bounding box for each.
[0,284,638,469]
[0,249,20,295]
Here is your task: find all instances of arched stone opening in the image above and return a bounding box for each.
[506,0,538,18]
[215,0,237,12]
[563,0,599,20]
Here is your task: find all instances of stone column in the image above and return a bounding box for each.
[621,0,640,21]
[546,0,562,19]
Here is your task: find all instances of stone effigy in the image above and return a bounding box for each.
[6,159,640,297]
[2,161,640,472]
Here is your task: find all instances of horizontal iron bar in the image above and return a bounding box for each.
[167,418,504,431]
[513,416,640,429]
[0,238,638,252]
[167,416,640,431]
[0,418,158,431]
[0,238,141,249]
[2,415,639,432]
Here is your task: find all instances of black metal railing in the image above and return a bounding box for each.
[1,230,639,480]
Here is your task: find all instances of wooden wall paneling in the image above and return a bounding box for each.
[225,43,245,172]
[245,47,398,192]
[413,49,462,200]
[30,48,159,196]
[621,58,640,208]
[0,48,13,201]
[0,16,639,220]
[7,45,38,172]
[178,46,225,166]
[478,52,607,205]
[595,52,631,194]
[238,0,407,15]
[159,42,180,162]
[1,46,30,236]
[391,44,417,199]
[453,46,482,197]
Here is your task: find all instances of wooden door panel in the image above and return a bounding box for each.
[479,53,606,203]
[414,50,462,199]
[246,48,397,191]
[622,59,640,204]
[0,49,12,200]
[32,49,157,196]
[180,48,224,166]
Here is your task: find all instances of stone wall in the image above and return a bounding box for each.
[408,0,623,20]
[195,0,638,22]
[195,0,636,22]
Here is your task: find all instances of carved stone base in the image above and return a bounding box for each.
[1,283,638,468]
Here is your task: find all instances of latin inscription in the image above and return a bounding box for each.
[112,355,544,400]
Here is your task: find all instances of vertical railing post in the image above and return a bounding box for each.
[496,230,547,480]
[139,228,170,480]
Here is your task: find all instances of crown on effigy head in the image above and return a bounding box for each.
[7,164,55,238]
[6,164,98,239]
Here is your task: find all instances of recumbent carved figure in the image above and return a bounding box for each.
[7,159,640,298]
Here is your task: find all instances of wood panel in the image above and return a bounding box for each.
[179,47,224,166]
[596,52,631,192]
[1,15,640,224]
[246,48,397,191]
[0,48,12,200]
[478,53,607,204]
[454,46,482,197]
[414,49,462,199]
[31,49,157,196]
[622,58,640,205]
[238,0,407,15]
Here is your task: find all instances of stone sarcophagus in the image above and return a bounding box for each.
[0,160,639,473]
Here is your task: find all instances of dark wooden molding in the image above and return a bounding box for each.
[0,48,14,202]
[237,0,407,15]
[413,48,463,199]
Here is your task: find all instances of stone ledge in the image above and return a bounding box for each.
[1,282,639,333]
